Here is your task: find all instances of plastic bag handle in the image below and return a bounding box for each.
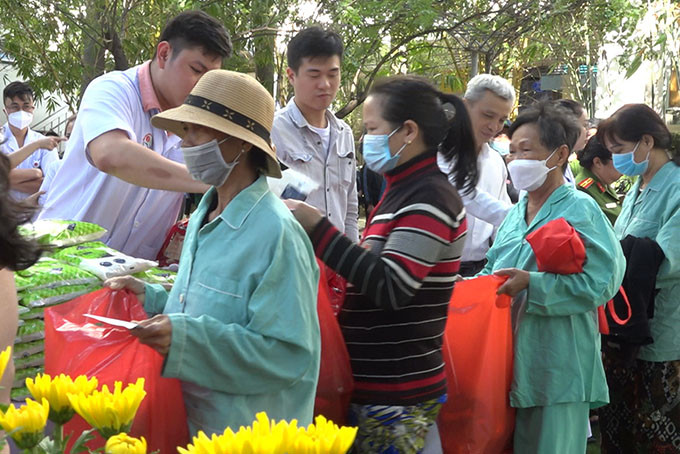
[607,286,632,325]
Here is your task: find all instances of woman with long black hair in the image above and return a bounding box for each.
[0,152,43,453]
[286,75,478,453]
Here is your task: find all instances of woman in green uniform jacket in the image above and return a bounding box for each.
[575,136,622,224]
[478,102,625,453]
[597,103,680,452]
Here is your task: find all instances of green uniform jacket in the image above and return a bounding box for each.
[614,162,680,362]
[479,184,625,408]
[575,167,622,225]
[144,176,321,436]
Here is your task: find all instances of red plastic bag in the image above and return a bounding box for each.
[439,275,514,454]
[314,259,353,425]
[156,218,189,267]
[44,288,189,453]
[323,265,347,316]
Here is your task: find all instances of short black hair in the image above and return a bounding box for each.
[509,101,581,152]
[287,26,343,72]
[555,99,584,119]
[577,136,612,170]
[3,81,34,104]
[155,10,232,60]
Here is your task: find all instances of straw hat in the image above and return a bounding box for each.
[151,69,282,178]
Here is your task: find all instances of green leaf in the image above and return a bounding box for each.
[70,428,98,454]
[625,54,644,79]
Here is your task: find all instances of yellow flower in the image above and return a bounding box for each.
[68,377,146,438]
[0,397,49,449]
[105,432,147,454]
[177,412,356,454]
[0,346,10,381]
[26,373,98,424]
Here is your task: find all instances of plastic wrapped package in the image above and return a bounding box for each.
[18,284,100,308]
[132,267,177,289]
[14,257,100,291]
[20,219,106,247]
[52,242,156,280]
[15,319,45,343]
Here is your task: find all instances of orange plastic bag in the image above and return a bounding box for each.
[44,288,189,453]
[438,275,514,454]
[313,260,353,425]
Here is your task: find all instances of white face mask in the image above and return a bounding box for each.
[8,110,33,130]
[507,148,559,192]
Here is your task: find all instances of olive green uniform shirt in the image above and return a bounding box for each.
[575,167,622,225]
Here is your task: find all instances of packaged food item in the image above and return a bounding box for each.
[267,168,320,201]
[13,339,45,358]
[132,268,177,288]
[15,319,45,343]
[19,307,45,321]
[14,257,100,291]
[52,242,157,280]
[10,386,30,402]
[20,219,106,247]
[13,366,43,389]
[19,284,99,308]
[13,351,44,370]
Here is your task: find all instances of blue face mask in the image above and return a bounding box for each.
[612,141,649,176]
[363,126,406,174]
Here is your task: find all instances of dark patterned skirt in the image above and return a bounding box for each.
[599,341,680,453]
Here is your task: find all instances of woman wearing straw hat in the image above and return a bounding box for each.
[104,69,321,436]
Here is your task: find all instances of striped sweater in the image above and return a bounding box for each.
[311,151,467,405]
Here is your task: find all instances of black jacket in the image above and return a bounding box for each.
[605,235,665,346]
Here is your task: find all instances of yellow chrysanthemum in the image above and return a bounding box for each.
[68,377,146,438]
[176,412,356,454]
[26,373,98,424]
[0,346,10,381]
[105,432,147,454]
[0,397,49,449]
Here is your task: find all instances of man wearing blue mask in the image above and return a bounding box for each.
[39,11,231,259]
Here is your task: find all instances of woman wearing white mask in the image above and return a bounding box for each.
[286,75,477,453]
[104,70,321,437]
[596,104,680,452]
[476,102,625,453]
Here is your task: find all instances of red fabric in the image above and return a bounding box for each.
[525,217,586,274]
[44,288,188,453]
[439,275,514,454]
[314,260,353,425]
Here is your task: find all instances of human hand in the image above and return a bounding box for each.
[35,136,67,150]
[24,190,45,206]
[104,276,146,304]
[130,314,172,356]
[283,199,324,234]
[494,268,530,297]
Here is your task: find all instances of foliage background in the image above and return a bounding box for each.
[1,0,672,134]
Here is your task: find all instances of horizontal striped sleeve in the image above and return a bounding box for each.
[310,202,461,312]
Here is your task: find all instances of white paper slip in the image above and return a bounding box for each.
[84,314,138,330]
